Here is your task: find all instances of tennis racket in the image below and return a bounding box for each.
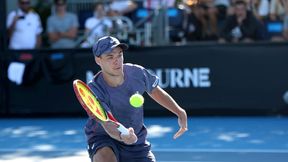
[73,79,129,135]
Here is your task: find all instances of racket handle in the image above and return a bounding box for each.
[117,124,129,135]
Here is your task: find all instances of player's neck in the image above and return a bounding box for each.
[103,73,124,87]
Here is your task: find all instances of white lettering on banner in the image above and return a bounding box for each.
[86,70,94,83]
[149,68,211,88]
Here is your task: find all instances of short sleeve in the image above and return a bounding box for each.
[258,0,269,17]
[6,11,16,28]
[104,18,112,28]
[85,18,94,29]
[142,67,159,93]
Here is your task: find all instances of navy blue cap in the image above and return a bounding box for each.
[92,36,128,57]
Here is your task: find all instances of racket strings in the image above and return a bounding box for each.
[77,84,107,121]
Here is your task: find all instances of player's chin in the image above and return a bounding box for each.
[109,71,122,77]
[113,67,123,73]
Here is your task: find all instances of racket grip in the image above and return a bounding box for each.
[117,124,129,135]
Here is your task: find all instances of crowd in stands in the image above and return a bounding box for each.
[6,0,288,49]
[184,0,288,42]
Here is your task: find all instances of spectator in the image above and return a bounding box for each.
[196,1,216,39]
[184,4,205,41]
[270,0,286,21]
[196,0,222,40]
[248,0,270,21]
[81,3,113,48]
[265,0,288,42]
[181,0,230,41]
[269,0,288,41]
[47,0,79,49]
[6,0,43,49]
[218,0,266,43]
[214,0,231,19]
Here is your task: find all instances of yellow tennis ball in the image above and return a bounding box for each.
[129,93,144,108]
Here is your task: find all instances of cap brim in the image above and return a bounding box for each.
[112,43,128,51]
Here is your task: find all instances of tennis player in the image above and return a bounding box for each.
[85,36,188,162]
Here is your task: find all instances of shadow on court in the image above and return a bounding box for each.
[0,117,288,162]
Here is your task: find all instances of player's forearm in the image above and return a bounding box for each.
[150,86,184,117]
[7,28,14,38]
[101,123,137,144]
[101,122,122,142]
[106,130,122,142]
[7,20,17,38]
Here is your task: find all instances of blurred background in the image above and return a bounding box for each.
[0,0,288,162]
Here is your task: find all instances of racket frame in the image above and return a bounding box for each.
[73,79,129,135]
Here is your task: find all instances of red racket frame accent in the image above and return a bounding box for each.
[73,79,108,122]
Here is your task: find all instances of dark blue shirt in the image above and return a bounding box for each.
[84,63,159,145]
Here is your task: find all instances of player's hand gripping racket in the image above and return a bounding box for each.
[73,79,129,135]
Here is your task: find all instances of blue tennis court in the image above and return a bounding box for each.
[0,116,288,162]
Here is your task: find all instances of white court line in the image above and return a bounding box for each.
[0,149,87,152]
[153,148,288,153]
[158,161,219,162]
[0,148,288,153]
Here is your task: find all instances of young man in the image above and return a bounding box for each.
[85,36,188,162]
[81,3,112,47]
[46,0,79,48]
[6,0,42,49]
[218,0,266,43]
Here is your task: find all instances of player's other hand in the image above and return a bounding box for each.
[173,108,188,139]
[121,127,138,145]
